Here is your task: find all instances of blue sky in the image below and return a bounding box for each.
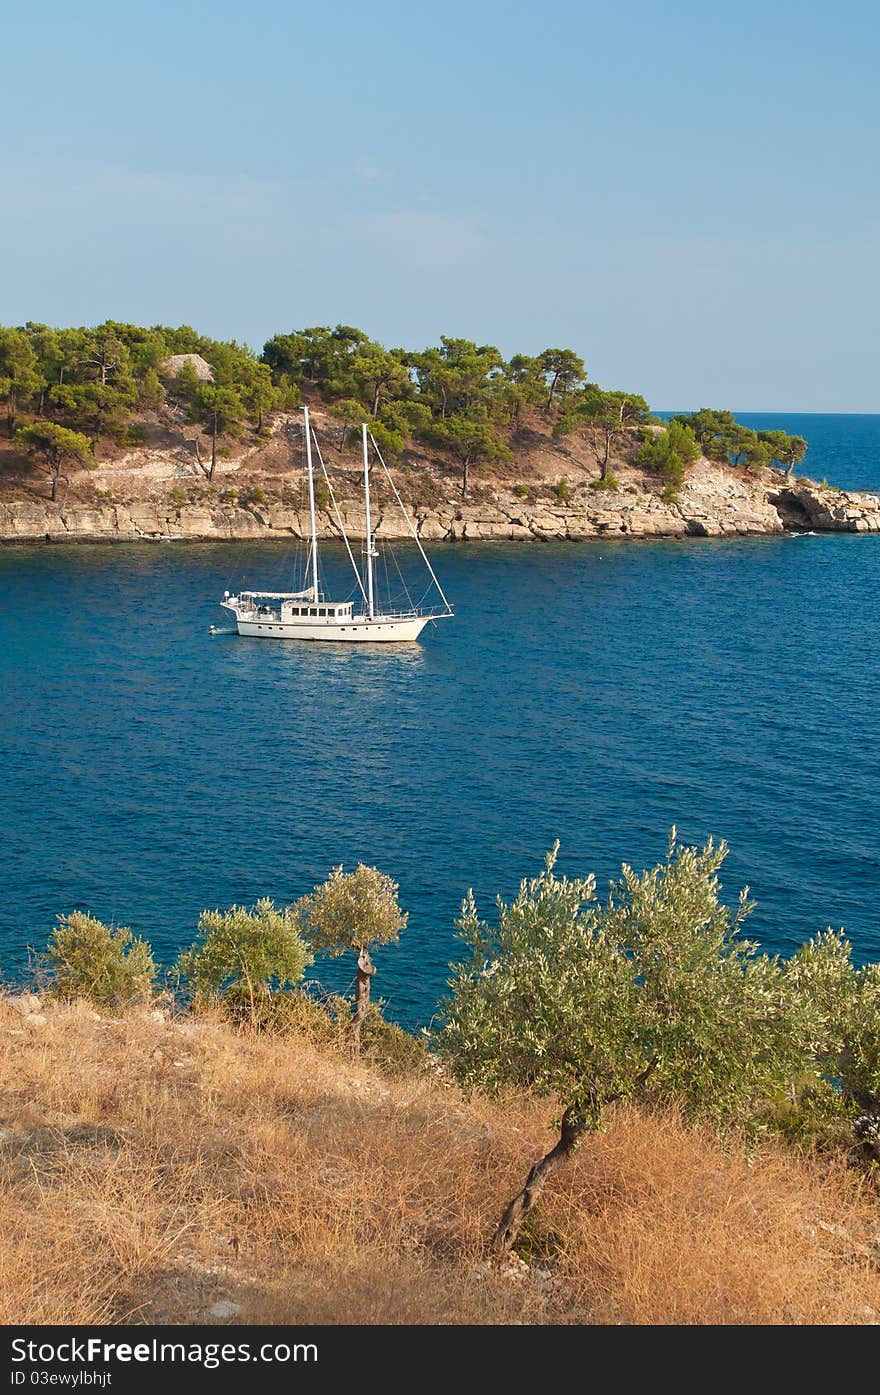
[3,0,878,409]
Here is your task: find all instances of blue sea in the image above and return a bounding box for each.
[1,413,878,1026]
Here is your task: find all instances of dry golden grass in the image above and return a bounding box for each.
[0,996,878,1325]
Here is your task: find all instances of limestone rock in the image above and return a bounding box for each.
[8,993,41,1016]
[208,1299,241,1320]
[2,461,879,545]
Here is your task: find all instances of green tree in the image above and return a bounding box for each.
[293,865,408,1055]
[171,359,201,403]
[46,911,157,1009]
[189,385,246,479]
[80,324,133,387]
[22,322,62,414]
[236,359,279,431]
[538,348,586,412]
[440,834,803,1254]
[137,367,165,410]
[427,405,512,498]
[500,354,546,425]
[16,422,94,500]
[48,380,137,445]
[0,327,44,435]
[262,329,312,384]
[53,327,92,387]
[159,324,203,355]
[743,439,773,472]
[327,396,367,451]
[673,409,802,474]
[368,418,405,460]
[758,429,808,476]
[556,386,650,479]
[723,427,761,470]
[638,420,699,498]
[125,326,169,376]
[266,325,370,391]
[345,342,412,418]
[382,397,432,435]
[413,337,504,420]
[178,898,313,1022]
[674,408,739,456]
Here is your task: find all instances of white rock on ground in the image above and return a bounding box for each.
[208,1300,242,1320]
[8,994,41,1016]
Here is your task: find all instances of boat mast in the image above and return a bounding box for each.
[368,429,455,616]
[362,423,375,619]
[304,405,319,601]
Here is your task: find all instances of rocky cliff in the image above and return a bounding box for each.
[2,404,879,545]
[1,458,878,545]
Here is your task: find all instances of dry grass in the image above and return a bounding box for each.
[0,996,878,1325]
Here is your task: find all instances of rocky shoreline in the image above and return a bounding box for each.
[2,460,879,545]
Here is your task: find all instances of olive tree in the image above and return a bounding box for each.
[440,834,804,1254]
[293,865,408,1054]
[784,930,880,1157]
[46,911,157,1009]
[178,898,312,1021]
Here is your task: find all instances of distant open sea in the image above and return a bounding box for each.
[1,413,878,1026]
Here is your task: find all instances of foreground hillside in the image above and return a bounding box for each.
[2,994,878,1326]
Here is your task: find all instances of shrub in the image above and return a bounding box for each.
[178,898,313,1023]
[205,985,348,1040]
[121,423,148,447]
[169,484,187,508]
[45,912,156,1009]
[240,485,266,506]
[360,1005,427,1076]
[555,476,571,503]
[638,420,698,497]
[589,474,619,492]
[513,483,529,499]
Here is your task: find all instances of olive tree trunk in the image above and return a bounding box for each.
[350,946,376,1055]
[491,1104,590,1255]
[492,1058,658,1256]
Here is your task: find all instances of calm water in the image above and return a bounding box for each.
[1,414,879,1026]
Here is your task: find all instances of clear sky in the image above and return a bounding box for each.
[3,0,878,410]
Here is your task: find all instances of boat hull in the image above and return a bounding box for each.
[233,614,432,643]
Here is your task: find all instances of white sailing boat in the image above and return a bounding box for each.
[219,406,453,643]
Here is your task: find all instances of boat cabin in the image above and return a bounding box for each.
[280,600,354,621]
